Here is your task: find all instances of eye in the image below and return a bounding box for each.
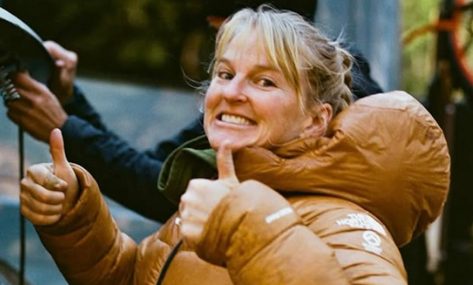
[256,77,276,88]
[216,70,234,80]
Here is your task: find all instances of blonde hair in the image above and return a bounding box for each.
[209,5,353,116]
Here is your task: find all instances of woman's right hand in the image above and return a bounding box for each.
[20,129,79,225]
[179,143,239,248]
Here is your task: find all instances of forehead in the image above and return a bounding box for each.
[219,33,272,66]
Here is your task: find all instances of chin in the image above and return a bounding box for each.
[208,135,254,151]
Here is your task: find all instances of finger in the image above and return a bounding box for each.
[44,41,77,66]
[54,59,65,68]
[217,142,238,184]
[20,205,62,226]
[5,94,32,110]
[11,73,54,106]
[179,202,209,224]
[6,100,31,123]
[26,163,66,191]
[21,177,66,205]
[20,190,64,215]
[180,179,214,211]
[44,41,68,61]
[180,221,202,249]
[11,72,39,96]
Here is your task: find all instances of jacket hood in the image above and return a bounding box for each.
[234,91,450,246]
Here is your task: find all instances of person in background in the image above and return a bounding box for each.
[19,6,449,284]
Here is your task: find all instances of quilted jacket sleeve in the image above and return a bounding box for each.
[195,180,350,285]
[35,164,139,285]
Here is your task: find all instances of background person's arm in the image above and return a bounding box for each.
[61,90,204,221]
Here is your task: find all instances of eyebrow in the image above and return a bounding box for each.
[217,57,279,73]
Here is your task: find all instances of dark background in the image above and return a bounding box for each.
[2,0,317,88]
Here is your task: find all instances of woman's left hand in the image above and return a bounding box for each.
[179,143,239,248]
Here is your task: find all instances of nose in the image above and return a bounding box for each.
[222,75,248,102]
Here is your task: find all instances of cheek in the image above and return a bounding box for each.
[203,85,219,112]
[203,87,219,132]
[269,101,297,125]
[265,103,306,142]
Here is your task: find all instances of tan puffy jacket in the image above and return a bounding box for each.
[36,91,450,285]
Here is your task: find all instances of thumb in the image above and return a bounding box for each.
[217,143,239,185]
[49,128,69,170]
[49,128,78,211]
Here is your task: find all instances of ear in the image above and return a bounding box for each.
[300,103,333,138]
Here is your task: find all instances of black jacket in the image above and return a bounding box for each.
[61,87,204,222]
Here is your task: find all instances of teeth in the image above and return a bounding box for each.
[221,114,251,125]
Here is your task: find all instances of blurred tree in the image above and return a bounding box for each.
[1,0,317,88]
[401,0,438,98]
[3,0,200,87]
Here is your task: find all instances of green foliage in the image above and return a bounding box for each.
[401,0,440,98]
[3,0,213,88]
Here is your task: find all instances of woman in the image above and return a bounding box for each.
[20,5,449,285]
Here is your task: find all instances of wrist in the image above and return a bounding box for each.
[61,85,80,108]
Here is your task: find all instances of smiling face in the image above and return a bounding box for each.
[203,34,316,150]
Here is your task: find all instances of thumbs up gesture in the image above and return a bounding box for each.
[20,128,79,225]
[179,143,239,248]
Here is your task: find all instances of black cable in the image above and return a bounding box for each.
[1,63,24,284]
[18,128,25,285]
[156,239,183,285]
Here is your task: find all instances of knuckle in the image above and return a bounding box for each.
[36,215,58,226]
[20,181,35,197]
[180,192,192,203]
[19,190,28,202]
[187,179,210,193]
[189,178,207,186]
[20,206,31,219]
[181,191,189,198]
[69,51,78,62]
[180,208,190,219]
[187,179,199,188]
[47,215,61,224]
[20,177,29,188]
[25,167,35,178]
[37,202,48,214]
[32,93,45,105]
[36,188,53,203]
[239,179,262,190]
